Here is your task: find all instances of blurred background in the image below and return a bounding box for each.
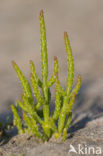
[0,0,103,123]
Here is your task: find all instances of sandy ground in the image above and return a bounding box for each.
[0,116,103,156]
[0,0,103,155]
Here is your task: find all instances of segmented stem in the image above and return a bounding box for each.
[30,73,44,110]
[11,105,24,134]
[40,10,48,102]
[64,32,74,96]
[40,10,50,137]
[30,60,42,88]
[12,61,33,102]
[48,56,59,87]
[23,112,45,141]
[71,74,81,95]
[52,73,62,121]
[62,112,72,141]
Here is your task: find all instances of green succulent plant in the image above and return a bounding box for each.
[11,10,81,141]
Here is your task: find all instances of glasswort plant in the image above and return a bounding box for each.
[11,10,81,141]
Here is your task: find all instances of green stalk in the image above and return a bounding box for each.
[62,94,76,140]
[23,112,45,141]
[58,95,69,133]
[62,76,81,139]
[40,10,50,137]
[21,95,43,125]
[58,32,74,134]
[11,105,24,134]
[48,56,59,87]
[40,10,48,102]
[30,60,42,88]
[52,73,62,121]
[66,93,76,114]
[70,75,81,96]
[64,32,74,96]
[62,112,72,141]
[12,61,33,103]
[30,73,44,110]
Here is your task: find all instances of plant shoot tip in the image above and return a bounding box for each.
[54,56,57,61]
[40,10,44,17]
[11,60,16,65]
[64,32,68,38]
[29,60,33,64]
